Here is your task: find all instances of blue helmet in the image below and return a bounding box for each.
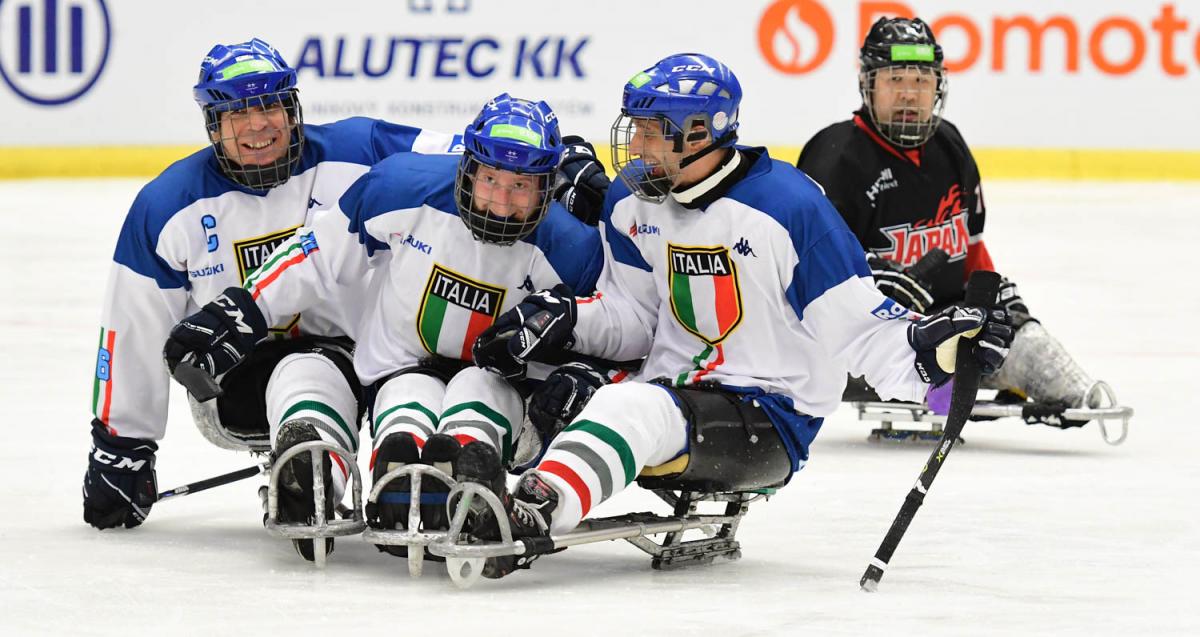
[193,38,305,190]
[611,53,742,202]
[455,94,564,245]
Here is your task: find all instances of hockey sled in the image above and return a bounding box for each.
[853,380,1132,446]
[262,441,367,567]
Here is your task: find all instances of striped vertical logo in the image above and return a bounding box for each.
[417,264,505,360]
[0,0,111,105]
[92,326,115,423]
[668,244,744,345]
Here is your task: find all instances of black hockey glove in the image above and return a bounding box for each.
[867,253,936,314]
[908,305,1013,387]
[83,421,158,530]
[996,276,1033,328]
[528,361,610,444]
[473,285,578,381]
[163,286,268,379]
[553,136,610,226]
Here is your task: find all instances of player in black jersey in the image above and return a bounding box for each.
[798,17,1115,430]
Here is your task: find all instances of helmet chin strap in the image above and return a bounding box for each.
[676,130,737,171]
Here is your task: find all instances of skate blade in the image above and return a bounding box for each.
[447,557,486,589]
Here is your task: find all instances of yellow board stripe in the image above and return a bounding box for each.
[0,146,201,179]
[3,144,1199,181]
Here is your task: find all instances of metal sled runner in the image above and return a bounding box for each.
[262,441,368,567]
[363,465,773,589]
[854,380,1133,446]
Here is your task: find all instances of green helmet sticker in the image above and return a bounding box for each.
[220,59,279,80]
[629,72,652,88]
[889,44,935,62]
[489,123,542,146]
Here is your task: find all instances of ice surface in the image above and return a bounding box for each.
[1,179,1196,635]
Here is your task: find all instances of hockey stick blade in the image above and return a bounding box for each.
[172,362,224,402]
[859,270,1001,592]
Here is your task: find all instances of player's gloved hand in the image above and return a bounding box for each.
[553,136,610,226]
[83,421,158,529]
[908,305,1013,387]
[996,276,1033,328]
[473,285,578,381]
[163,286,268,378]
[528,361,609,443]
[866,253,935,314]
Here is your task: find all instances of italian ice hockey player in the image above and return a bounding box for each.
[465,53,1014,578]
[82,38,461,560]
[797,18,1108,427]
[161,94,603,556]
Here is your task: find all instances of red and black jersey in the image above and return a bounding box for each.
[797,111,994,307]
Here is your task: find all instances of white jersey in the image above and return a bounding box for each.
[93,118,459,441]
[572,148,928,465]
[242,152,602,385]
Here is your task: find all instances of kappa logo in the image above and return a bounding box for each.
[519,275,535,293]
[308,197,324,209]
[733,237,757,257]
[667,244,744,345]
[629,222,659,237]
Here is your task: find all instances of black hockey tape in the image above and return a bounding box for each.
[173,363,224,402]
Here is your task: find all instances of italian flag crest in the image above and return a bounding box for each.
[668,244,744,345]
[417,264,507,360]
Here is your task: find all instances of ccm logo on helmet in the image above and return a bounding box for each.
[671,63,715,73]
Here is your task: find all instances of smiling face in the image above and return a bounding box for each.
[470,164,540,220]
[626,116,676,181]
[212,101,294,167]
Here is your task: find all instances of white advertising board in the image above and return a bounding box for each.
[2,0,1198,150]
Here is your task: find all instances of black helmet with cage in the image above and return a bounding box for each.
[858,17,947,149]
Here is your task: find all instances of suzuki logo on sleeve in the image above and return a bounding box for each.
[0,0,112,106]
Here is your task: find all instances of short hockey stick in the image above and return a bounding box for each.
[172,361,224,402]
[157,463,268,502]
[860,269,1001,591]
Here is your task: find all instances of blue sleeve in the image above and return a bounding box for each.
[782,195,872,323]
[337,171,392,257]
[785,226,871,322]
[112,189,189,290]
[336,153,459,256]
[369,119,423,160]
[528,204,604,295]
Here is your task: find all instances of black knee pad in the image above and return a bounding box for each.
[637,384,791,493]
[216,337,361,440]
